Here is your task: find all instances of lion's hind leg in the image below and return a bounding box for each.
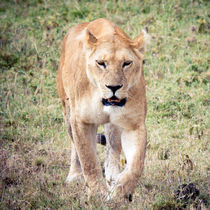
[104,123,122,189]
[62,100,82,183]
[66,142,82,183]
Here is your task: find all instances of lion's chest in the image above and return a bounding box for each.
[78,94,141,129]
[78,96,109,125]
[103,106,139,129]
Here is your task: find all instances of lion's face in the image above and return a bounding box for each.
[85,31,146,107]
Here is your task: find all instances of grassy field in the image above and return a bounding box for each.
[0,0,209,209]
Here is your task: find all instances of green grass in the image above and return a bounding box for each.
[0,0,209,209]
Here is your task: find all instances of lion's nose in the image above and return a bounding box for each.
[105,85,123,94]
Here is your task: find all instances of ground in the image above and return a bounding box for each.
[0,0,209,209]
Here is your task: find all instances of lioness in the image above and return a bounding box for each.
[57,18,148,200]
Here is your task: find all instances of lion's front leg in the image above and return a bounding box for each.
[71,119,108,197]
[111,124,147,200]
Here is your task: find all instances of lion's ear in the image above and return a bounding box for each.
[131,29,150,54]
[85,29,97,47]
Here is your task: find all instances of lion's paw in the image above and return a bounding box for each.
[65,172,83,183]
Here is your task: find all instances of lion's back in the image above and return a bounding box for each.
[57,22,89,102]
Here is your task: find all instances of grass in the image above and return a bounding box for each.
[0,0,209,209]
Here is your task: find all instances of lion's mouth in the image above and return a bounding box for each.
[102,96,126,107]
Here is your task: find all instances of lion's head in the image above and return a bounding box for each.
[80,19,149,107]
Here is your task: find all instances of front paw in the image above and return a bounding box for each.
[65,171,83,183]
[109,185,133,203]
[109,172,135,201]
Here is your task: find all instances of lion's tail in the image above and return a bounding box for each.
[96,134,106,146]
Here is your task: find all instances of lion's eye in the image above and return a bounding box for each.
[122,61,133,68]
[96,60,106,69]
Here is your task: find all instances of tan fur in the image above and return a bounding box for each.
[57,18,147,200]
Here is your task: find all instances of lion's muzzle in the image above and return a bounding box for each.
[102,96,127,107]
[105,85,123,94]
